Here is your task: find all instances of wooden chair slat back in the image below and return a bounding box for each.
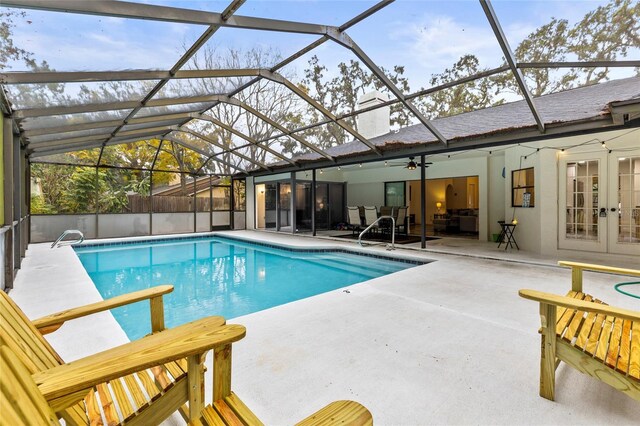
[0,291,62,373]
[0,345,61,426]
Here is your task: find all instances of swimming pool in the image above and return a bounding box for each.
[75,236,421,340]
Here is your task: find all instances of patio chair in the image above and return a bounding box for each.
[363,206,380,235]
[0,324,373,426]
[519,261,640,402]
[347,206,363,235]
[0,285,238,424]
[379,205,394,217]
[395,206,408,234]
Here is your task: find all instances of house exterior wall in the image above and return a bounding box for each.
[499,128,638,254]
[246,127,638,256]
[488,153,506,238]
[246,177,255,230]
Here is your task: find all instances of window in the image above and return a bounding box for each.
[384,181,406,206]
[512,168,535,207]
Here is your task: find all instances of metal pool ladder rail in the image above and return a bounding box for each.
[358,215,395,250]
[51,230,85,248]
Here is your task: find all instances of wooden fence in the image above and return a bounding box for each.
[126,195,211,213]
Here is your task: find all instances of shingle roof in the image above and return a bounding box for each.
[291,76,640,162]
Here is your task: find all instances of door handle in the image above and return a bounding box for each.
[600,208,607,217]
[610,208,617,212]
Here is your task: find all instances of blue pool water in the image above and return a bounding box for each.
[74,236,418,340]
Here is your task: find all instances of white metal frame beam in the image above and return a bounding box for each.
[96,0,248,160]
[169,127,272,171]
[190,113,296,166]
[0,68,263,84]
[2,0,331,35]
[14,95,225,119]
[161,135,247,175]
[260,71,382,155]
[327,30,449,146]
[22,111,194,137]
[480,0,545,133]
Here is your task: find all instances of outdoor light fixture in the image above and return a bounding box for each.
[384,161,388,166]
[407,157,417,170]
[319,169,323,174]
[359,163,363,167]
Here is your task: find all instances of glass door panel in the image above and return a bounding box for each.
[315,184,329,230]
[329,183,345,229]
[278,183,291,230]
[264,183,277,229]
[296,182,312,232]
[565,160,599,241]
[609,154,640,255]
[559,153,606,252]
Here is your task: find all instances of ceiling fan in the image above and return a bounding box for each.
[386,156,433,170]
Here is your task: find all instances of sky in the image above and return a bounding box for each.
[3,0,639,101]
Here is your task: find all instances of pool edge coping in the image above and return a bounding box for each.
[76,230,432,266]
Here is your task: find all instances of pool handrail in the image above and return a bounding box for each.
[358,215,395,250]
[51,229,84,249]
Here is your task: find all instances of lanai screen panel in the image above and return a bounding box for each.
[1,0,638,177]
[2,8,206,71]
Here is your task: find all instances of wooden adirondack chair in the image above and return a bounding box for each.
[0,285,245,425]
[1,339,373,426]
[519,261,640,402]
[1,294,372,426]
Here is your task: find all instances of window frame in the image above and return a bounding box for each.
[511,167,535,208]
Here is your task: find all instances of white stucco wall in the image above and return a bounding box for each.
[245,127,639,255]
[488,153,506,238]
[245,177,255,230]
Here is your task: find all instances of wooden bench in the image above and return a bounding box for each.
[519,261,640,402]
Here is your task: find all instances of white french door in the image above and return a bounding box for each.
[559,150,640,255]
[609,150,640,255]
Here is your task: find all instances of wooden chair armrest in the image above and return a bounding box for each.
[32,285,174,333]
[34,316,245,403]
[519,289,640,322]
[557,261,640,277]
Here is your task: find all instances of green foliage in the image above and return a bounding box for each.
[31,161,153,214]
[415,54,504,119]
[299,55,413,149]
[29,194,56,214]
[500,0,640,96]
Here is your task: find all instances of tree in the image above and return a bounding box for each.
[510,18,577,96]
[299,55,412,149]
[0,10,32,69]
[416,54,504,119]
[568,0,640,85]
[170,45,303,173]
[498,0,639,96]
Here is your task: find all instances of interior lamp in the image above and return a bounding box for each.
[512,218,518,225]
[436,201,442,212]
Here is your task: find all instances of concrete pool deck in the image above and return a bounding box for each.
[9,230,640,425]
